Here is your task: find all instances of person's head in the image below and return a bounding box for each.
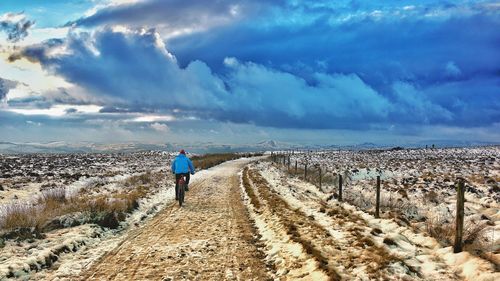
[179,149,186,155]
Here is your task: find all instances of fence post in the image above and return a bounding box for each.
[454,179,465,253]
[319,167,322,189]
[304,163,308,181]
[287,156,291,171]
[375,176,381,218]
[338,174,343,201]
[283,154,286,166]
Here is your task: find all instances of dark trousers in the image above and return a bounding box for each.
[175,173,190,191]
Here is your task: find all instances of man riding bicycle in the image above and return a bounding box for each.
[171,149,195,200]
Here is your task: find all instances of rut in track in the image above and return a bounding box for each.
[80,158,271,281]
[244,167,422,280]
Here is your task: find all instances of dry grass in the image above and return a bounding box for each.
[242,167,261,210]
[249,167,404,279]
[248,169,341,280]
[423,190,440,204]
[425,214,490,254]
[125,172,153,187]
[0,204,45,231]
[192,153,262,170]
[0,174,154,240]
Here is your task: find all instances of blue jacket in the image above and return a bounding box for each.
[171,154,195,174]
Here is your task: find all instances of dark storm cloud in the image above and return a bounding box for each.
[66,0,279,34]
[6,1,500,130]
[0,77,18,100]
[9,28,470,129]
[0,12,35,42]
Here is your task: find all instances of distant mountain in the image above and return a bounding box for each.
[355,142,379,148]
[0,140,286,154]
[1,139,496,154]
[0,141,169,154]
[168,139,300,154]
[413,139,499,148]
[256,140,278,147]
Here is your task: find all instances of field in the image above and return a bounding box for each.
[0,148,498,280]
[0,152,254,279]
[274,147,499,263]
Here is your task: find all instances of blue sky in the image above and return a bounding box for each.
[0,0,499,146]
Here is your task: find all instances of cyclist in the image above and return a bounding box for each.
[171,149,195,200]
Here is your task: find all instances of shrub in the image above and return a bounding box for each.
[423,190,440,204]
[425,215,455,245]
[192,153,242,170]
[0,183,152,240]
[0,203,46,232]
[426,214,489,254]
[125,172,152,187]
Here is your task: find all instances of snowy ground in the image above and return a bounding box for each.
[1,151,498,280]
[0,151,175,206]
[245,160,499,280]
[75,158,270,281]
[0,151,177,280]
[278,147,499,262]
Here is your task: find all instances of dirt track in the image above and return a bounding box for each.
[76,158,472,281]
[80,158,271,280]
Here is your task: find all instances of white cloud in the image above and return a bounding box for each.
[132,114,175,122]
[0,52,71,93]
[150,122,169,132]
[6,104,102,117]
[445,61,462,77]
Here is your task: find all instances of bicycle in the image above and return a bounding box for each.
[176,175,187,207]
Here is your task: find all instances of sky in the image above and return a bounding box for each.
[0,0,499,146]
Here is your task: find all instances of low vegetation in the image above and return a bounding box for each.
[0,179,153,242]
[192,152,263,170]
[425,214,490,255]
[0,152,263,243]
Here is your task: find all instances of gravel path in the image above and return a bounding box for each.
[80,158,271,281]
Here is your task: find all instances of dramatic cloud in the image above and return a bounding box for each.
[0,12,35,42]
[67,0,273,39]
[0,78,18,100]
[11,27,494,130]
[1,0,499,144]
[169,5,500,89]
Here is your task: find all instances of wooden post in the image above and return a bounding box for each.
[454,179,465,253]
[283,154,286,166]
[295,160,298,173]
[338,174,343,201]
[287,156,291,171]
[375,176,381,218]
[304,163,308,181]
[319,167,322,189]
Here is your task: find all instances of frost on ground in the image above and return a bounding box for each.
[1,150,498,280]
[283,147,499,265]
[0,151,177,280]
[78,158,270,280]
[244,160,499,280]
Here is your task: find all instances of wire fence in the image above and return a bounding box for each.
[269,150,497,254]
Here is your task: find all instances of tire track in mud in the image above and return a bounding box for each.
[80,159,271,281]
[252,162,464,281]
[243,167,418,280]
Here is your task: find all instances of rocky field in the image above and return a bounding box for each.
[277,147,499,267]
